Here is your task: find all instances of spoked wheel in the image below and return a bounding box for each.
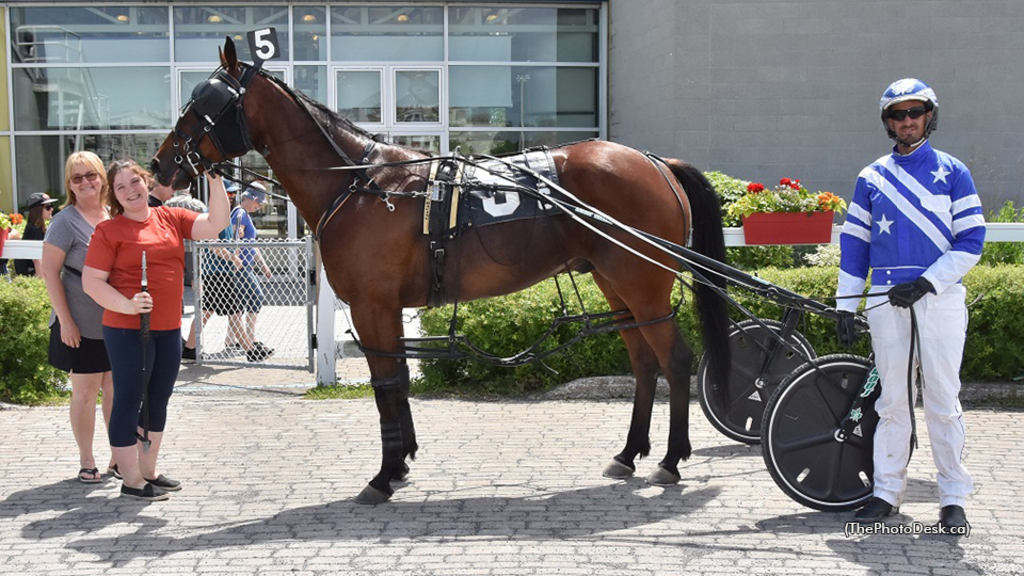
[761,354,879,512]
[697,319,815,444]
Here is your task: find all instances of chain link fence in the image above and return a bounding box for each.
[192,237,314,370]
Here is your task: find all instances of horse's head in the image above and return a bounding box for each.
[152,37,257,189]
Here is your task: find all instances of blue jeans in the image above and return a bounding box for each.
[103,327,182,448]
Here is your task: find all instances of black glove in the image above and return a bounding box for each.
[836,311,860,347]
[888,276,935,308]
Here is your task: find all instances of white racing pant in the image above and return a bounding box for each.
[865,283,973,509]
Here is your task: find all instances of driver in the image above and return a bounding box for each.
[834,78,985,533]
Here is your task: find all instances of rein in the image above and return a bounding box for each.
[172,63,873,377]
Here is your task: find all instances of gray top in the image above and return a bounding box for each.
[43,206,105,339]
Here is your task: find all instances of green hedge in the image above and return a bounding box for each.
[0,276,68,404]
[418,265,1024,392]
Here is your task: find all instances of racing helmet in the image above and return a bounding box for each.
[879,78,939,144]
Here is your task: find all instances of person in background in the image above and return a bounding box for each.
[148,179,175,208]
[227,182,274,363]
[165,194,242,362]
[83,161,229,502]
[14,193,58,277]
[40,151,114,483]
[835,79,985,533]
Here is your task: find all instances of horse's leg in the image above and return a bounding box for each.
[638,319,694,486]
[395,359,418,480]
[348,302,414,505]
[592,273,660,479]
[593,268,694,485]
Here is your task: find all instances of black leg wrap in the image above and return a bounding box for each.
[370,365,407,391]
[381,421,403,452]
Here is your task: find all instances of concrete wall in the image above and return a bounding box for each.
[608,0,1024,210]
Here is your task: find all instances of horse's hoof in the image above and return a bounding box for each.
[646,466,681,486]
[354,484,392,505]
[602,459,635,480]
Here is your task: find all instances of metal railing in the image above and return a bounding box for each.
[191,237,315,370]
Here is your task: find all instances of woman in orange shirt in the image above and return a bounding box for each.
[83,160,229,501]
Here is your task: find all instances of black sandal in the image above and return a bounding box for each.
[78,467,102,484]
[107,464,122,479]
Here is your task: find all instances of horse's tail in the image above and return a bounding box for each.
[664,159,731,406]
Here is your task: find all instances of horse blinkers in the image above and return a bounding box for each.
[173,69,256,175]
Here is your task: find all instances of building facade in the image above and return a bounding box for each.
[4,0,1022,227]
[1,0,605,232]
[608,0,1024,212]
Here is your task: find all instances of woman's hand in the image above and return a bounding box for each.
[60,319,82,348]
[125,291,153,315]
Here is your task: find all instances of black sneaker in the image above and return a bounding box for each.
[854,497,897,522]
[939,505,968,535]
[120,482,169,501]
[144,474,182,492]
[246,344,275,363]
[182,345,196,362]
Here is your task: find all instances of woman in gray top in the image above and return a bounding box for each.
[40,151,114,484]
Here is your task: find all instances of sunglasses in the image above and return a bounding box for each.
[887,106,928,121]
[44,205,54,211]
[71,172,101,184]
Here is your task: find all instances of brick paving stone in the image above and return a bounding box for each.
[1,367,1022,575]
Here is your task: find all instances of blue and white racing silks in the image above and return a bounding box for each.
[836,141,986,311]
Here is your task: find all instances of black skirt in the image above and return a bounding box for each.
[49,319,112,374]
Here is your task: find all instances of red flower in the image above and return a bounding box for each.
[779,178,791,186]
[747,182,765,193]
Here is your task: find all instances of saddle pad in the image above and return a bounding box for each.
[459,149,562,229]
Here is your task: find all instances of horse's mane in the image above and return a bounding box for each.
[262,71,420,154]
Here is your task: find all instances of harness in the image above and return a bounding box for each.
[172,66,261,178]
[422,157,462,308]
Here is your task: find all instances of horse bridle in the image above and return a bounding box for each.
[171,64,261,178]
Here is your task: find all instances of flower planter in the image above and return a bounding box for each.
[741,211,835,245]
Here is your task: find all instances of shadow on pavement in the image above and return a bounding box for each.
[5,480,719,566]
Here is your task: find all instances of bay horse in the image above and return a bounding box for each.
[152,38,731,504]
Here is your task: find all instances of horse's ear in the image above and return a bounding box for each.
[221,36,238,71]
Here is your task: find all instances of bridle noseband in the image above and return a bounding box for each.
[172,64,261,177]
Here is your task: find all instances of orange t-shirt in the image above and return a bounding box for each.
[85,207,199,330]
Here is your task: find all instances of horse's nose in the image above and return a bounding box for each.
[150,158,161,176]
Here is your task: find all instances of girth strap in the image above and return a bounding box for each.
[424,158,462,308]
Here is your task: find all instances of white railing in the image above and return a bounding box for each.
[7,223,1024,260]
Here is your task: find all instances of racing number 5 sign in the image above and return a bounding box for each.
[247,28,281,67]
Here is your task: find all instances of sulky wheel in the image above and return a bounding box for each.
[761,354,878,512]
[697,319,815,444]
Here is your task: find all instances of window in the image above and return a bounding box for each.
[10,6,169,64]
[13,67,171,131]
[449,7,599,63]
[335,69,382,123]
[394,69,440,124]
[173,6,289,62]
[449,66,597,129]
[331,6,444,62]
